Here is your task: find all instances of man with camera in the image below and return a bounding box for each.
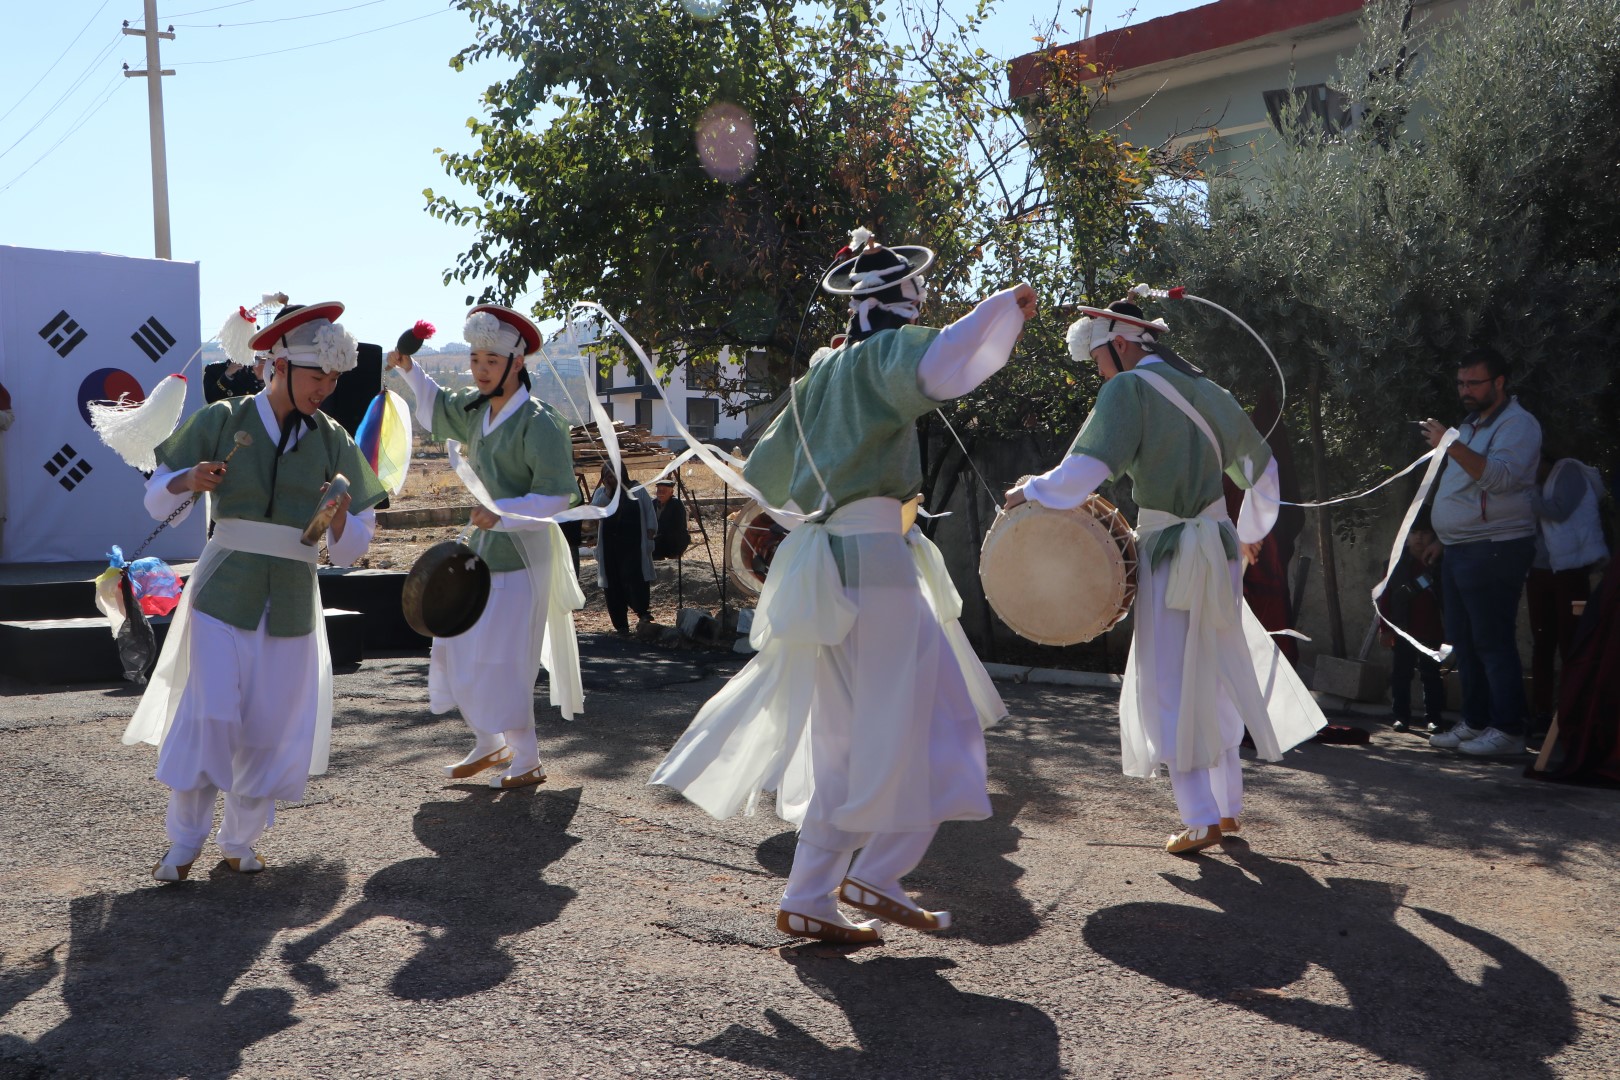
[1419,348,1543,757]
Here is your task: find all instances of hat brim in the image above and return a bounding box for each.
[822,245,935,296]
[249,301,345,352]
[1074,305,1167,335]
[468,304,542,355]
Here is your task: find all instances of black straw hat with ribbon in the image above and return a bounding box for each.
[821,228,936,342]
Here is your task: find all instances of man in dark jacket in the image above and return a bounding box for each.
[651,478,690,560]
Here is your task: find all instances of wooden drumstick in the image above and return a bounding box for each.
[222,430,253,464]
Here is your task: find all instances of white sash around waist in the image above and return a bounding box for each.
[823,496,904,537]
[210,519,320,564]
[1137,499,1236,631]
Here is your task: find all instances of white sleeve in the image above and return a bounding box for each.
[489,492,576,531]
[1237,456,1281,543]
[1017,454,1112,511]
[916,288,1026,400]
[144,466,196,523]
[326,507,376,567]
[397,361,442,431]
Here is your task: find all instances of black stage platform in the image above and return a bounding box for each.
[0,561,425,684]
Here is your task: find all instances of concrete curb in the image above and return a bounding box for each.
[981,662,1461,725]
[982,663,1122,689]
[376,505,472,530]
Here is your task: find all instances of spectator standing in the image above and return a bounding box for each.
[651,477,691,560]
[1377,518,1447,733]
[1420,348,1542,757]
[1528,444,1609,735]
[591,465,657,635]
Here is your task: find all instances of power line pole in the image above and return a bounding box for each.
[123,1,175,260]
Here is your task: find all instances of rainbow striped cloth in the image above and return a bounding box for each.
[356,389,413,495]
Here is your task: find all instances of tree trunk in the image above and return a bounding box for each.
[1309,369,1348,657]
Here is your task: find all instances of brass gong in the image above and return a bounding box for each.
[300,473,351,546]
[401,538,491,638]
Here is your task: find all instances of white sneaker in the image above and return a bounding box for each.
[1458,728,1526,757]
[1429,722,1483,749]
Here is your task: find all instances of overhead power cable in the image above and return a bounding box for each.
[0,0,115,127]
[0,76,127,194]
[154,1,260,19]
[172,7,453,65]
[0,33,126,163]
[176,0,399,29]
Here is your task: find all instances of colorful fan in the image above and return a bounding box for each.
[357,389,412,495]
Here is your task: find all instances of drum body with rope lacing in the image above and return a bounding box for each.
[980,495,1138,646]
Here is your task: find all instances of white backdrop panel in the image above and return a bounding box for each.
[0,246,205,564]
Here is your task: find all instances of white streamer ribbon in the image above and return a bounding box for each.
[567,301,828,529]
[1369,429,1458,664]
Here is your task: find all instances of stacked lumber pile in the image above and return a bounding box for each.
[570,422,670,471]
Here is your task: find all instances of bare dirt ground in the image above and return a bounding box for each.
[1,648,1618,1079]
[357,448,748,637]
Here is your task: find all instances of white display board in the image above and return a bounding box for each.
[0,246,205,564]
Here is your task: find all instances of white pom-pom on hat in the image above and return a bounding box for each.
[465,304,541,357]
[217,306,258,367]
[1067,317,1095,364]
[311,322,358,374]
[848,226,875,252]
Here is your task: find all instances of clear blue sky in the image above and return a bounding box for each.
[0,1,1202,348]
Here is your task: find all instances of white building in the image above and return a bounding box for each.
[593,347,766,449]
[1010,0,1469,177]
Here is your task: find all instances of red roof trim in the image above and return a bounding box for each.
[1009,0,1365,99]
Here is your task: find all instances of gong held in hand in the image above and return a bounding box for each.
[402,535,491,638]
[300,473,351,546]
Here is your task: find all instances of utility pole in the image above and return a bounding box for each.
[123,1,175,260]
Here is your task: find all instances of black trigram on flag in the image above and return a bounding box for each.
[38,310,88,358]
[131,316,176,362]
[43,443,93,492]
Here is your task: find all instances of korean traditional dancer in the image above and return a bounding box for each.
[125,302,388,881]
[389,306,583,790]
[653,230,1035,943]
[1005,299,1323,854]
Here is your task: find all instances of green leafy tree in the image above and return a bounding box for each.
[1141,0,1620,654]
[430,0,986,388]
[892,2,1158,449]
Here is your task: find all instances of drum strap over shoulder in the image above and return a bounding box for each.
[1124,367,1222,461]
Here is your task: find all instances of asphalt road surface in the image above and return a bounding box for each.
[1,638,1616,1079]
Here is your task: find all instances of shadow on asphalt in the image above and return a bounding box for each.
[280,786,581,1002]
[1082,846,1577,1078]
[692,953,1062,1079]
[751,792,1042,948]
[1257,731,1614,868]
[0,859,346,1079]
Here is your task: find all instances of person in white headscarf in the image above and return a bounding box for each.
[390,305,584,791]
[127,302,388,881]
[1006,298,1322,855]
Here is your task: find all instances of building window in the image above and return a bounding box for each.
[743,349,769,394]
[1262,84,1352,142]
[635,397,654,429]
[686,397,719,439]
[688,354,719,392]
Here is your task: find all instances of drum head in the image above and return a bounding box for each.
[980,499,1133,646]
[402,540,491,638]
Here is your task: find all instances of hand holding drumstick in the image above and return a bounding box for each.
[169,431,252,495]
